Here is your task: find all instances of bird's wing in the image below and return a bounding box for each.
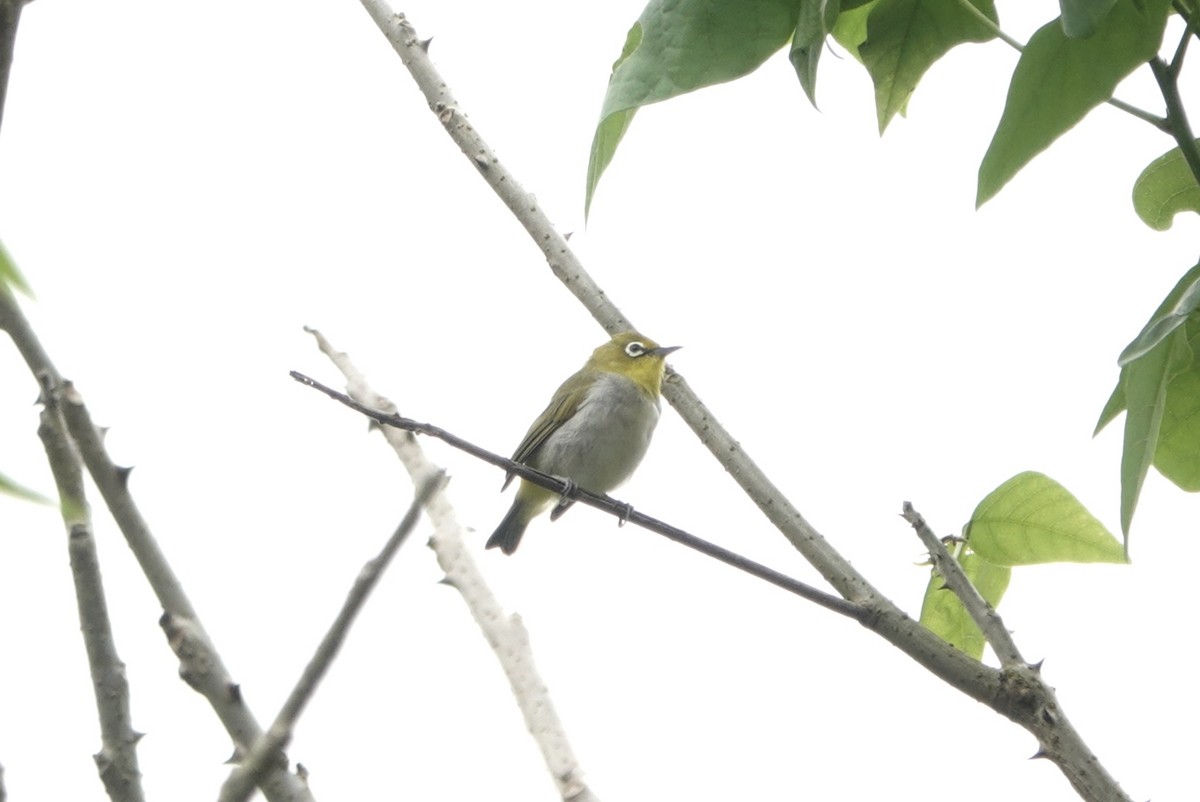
[501,376,589,490]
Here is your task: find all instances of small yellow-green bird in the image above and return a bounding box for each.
[486,331,680,554]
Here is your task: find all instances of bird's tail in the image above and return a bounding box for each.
[486,500,530,555]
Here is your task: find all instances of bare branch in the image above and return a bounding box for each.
[354,1,629,333]
[219,475,444,802]
[305,327,601,801]
[901,502,1023,667]
[37,395,146,802]
[0,0,27,138]
[0,289,314,802]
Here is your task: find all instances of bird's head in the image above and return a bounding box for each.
[587,331,681,396]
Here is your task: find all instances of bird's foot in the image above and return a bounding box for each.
[549,477,577,521]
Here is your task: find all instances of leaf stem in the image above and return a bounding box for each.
[953,0,1167,131]
[951,0,1021,50]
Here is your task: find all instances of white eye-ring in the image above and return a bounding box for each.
[625,341,647,357]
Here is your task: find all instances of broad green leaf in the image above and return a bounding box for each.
[0,240,32,297]
[1117,262,1200,366]
[1132,142,1200,231]
[1059,0,1120,38]
[919,550,1010,660]
[859,0,998,132]
[968,472,1125,564]
[1153,316,1200,490]
[0,471,51,505]
[791,0,842,107]
[977,0,1169,207]
[586,0,799,216]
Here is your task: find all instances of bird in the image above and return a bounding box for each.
[486,331,680,554]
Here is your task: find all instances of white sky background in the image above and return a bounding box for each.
[1,1,1198,800]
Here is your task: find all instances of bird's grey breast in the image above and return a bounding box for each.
[531,372,661,493]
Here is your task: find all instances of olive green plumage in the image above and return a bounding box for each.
[487,331,680,554]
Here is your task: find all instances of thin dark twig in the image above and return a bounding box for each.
[289,370,863,621]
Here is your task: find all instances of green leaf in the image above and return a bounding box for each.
[1059,0,1120,38]
[0,470,51,505]
[857,0,997,133]
[919,549,1010,660]
[968,472,1125,564]
[586,107,639,220]
[977,0,1169,207]
[830,0,876,60]
[1117,262,1200,366]
[0,240,33,297]
[1117,328,1189,537]
[791,0,842,107]
[585,0,799,216]
[1094,377,1125,436]
[1153,316,1200,491]
[1096,264,1200,533]
[1132,141,1200,231]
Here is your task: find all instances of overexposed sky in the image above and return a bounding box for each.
[2,1,1197,800]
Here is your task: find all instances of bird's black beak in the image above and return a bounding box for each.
[651,345,682,357]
